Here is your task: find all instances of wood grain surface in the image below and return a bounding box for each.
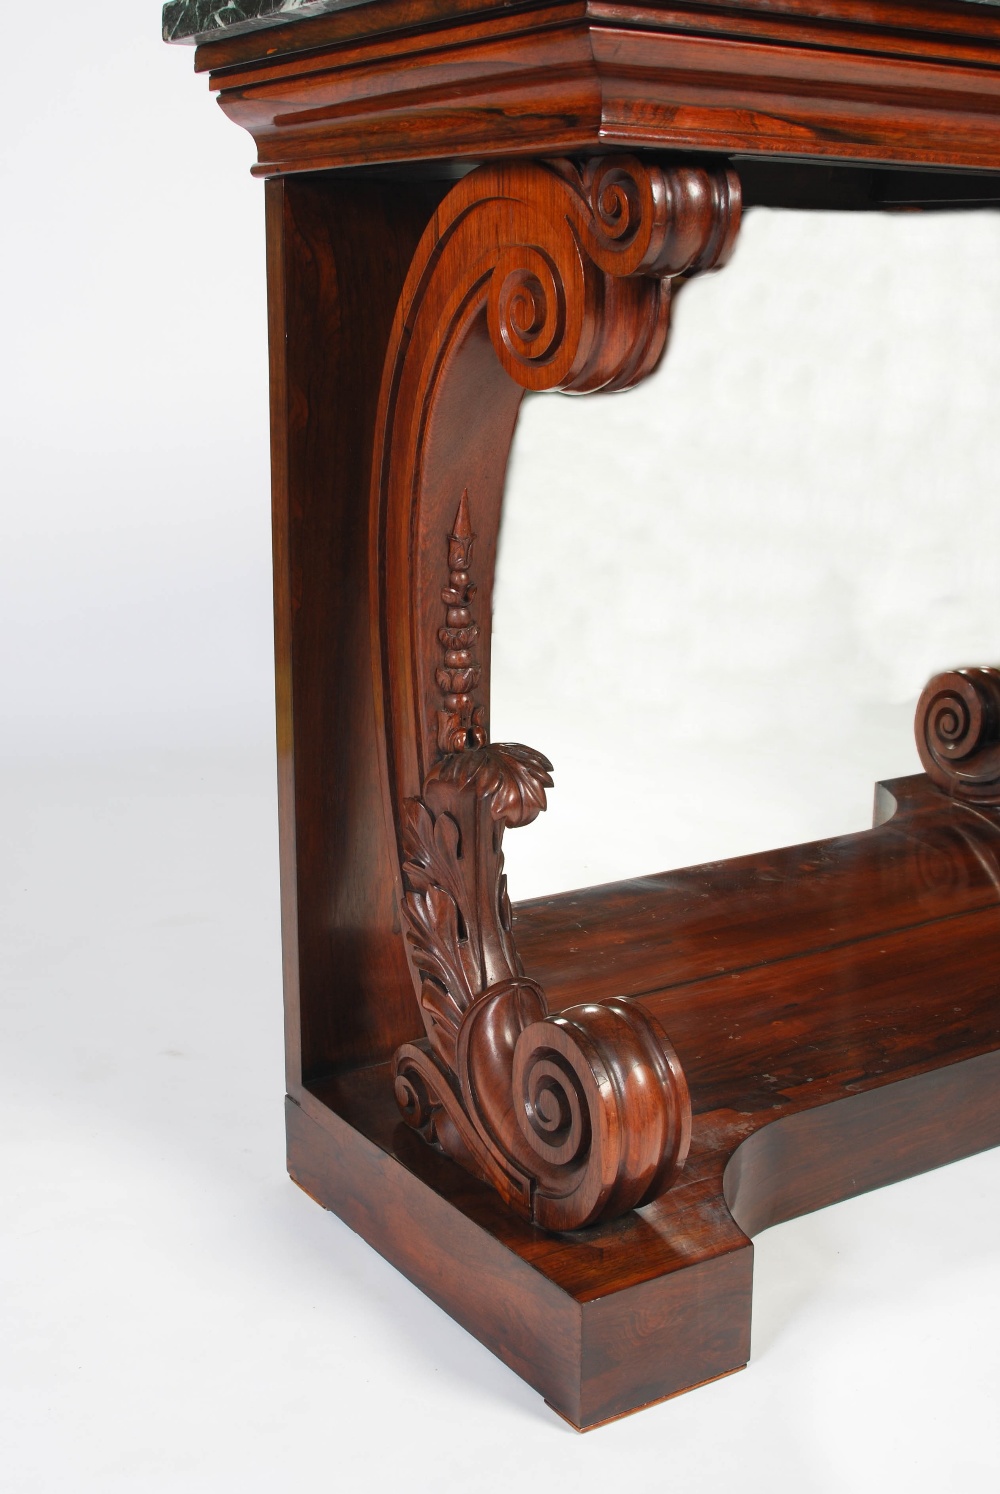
[297,775,1000,1425]
[370,154,739,1228]
[178,0,1000,1423]
[191,0,1000,175]
[266,173,445,1085]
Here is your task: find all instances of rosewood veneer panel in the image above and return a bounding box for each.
[266,174,445,1084]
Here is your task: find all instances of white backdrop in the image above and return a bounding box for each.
[2,4,1000,1490]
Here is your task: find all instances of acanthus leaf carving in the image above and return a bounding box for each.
[430,742,554,828]
[395,490,690,1230]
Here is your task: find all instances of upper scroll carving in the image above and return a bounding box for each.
[372,157,739,1230]
[485,156,741,395]
[374,154,743,801]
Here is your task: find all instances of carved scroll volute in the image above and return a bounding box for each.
[916,667,1000,802]
[372,157,737,1230]
[487,157,740,396]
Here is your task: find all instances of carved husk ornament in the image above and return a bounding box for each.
[374,156,742,1230]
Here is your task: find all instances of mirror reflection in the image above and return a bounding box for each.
[493,206,1000,897]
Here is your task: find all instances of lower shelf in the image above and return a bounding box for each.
[289,774,1000,1428]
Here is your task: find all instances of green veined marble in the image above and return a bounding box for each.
[163,0,362,43]
[160,0,1000,44]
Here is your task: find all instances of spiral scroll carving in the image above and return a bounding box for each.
[377,158,737,1230]
[915,667,1000,803]
[512,1000,691,1230]
[482,156,741,395]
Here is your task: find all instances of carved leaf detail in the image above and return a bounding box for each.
[401,799,463,906]
[400,797,435,876]
[400,797,482,1063]
[431,743,554,827]
[434,810,461,873]
[415,974,463,1069]
[402,883,477,1066]
[496,865,519,973]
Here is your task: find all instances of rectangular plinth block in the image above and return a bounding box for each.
[287,1092,753,1428]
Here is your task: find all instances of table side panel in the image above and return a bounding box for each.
[267,173,442,1086]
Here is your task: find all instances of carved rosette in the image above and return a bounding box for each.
[916,667,1000,803]
[377,156,739,1230]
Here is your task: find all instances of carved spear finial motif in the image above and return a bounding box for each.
[398,491,553,1069]
[436,491,487,755]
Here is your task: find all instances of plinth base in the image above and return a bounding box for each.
[288,775,1000,1428]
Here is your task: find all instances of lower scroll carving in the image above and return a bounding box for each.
[394,753,691,1231]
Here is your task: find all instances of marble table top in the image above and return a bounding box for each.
[163,0,1000,43]
[163,1,363,42]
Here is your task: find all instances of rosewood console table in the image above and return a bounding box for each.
[167,0,1000,1428]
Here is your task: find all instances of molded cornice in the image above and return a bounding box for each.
[198,0,1000,175]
